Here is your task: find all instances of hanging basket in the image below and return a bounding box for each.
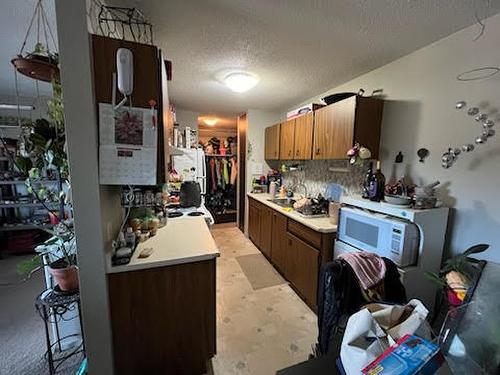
[11,53,59,83]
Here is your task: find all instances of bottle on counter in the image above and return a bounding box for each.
[362,161,373,199]
[125,227,136,248]
[368,160,386,202]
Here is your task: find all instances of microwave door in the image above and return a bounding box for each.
[339,209,392,255]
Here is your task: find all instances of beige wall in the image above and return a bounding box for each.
[244,109,281,234]
[176,108,199,132]
[284,12,500,261]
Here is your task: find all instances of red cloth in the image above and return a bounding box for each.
[338,252,386,290]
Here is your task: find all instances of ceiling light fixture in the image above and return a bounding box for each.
[203,118,218,126]
[224,72,259,93]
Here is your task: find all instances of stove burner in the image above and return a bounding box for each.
[168,212,184,218]
[187,211,204,217]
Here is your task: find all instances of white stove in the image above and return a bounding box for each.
[166,202,215,226]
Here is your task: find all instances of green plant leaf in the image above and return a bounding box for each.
[424,271,447,288]
[16,255,42,275]
[463,244,489,256]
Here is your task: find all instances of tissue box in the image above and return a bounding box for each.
[362,334,450,375]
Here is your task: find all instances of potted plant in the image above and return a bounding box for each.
[17,223,78,292]
[425,244,489,307]
[10,80,77,291]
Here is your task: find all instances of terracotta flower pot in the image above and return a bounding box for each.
[49,264,79,292]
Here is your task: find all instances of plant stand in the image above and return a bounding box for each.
[35,289,85,375]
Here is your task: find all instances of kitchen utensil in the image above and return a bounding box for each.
[417,148,429,163]
[322,89,364,105]
[385,194,413,206]
[180,180,201,207]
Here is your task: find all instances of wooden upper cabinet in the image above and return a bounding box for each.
[293,112,314,160]
[264,124,280,160]
[313,96,384,160]
[279,119,295,160]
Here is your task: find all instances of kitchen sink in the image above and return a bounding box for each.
[267,198,296,208]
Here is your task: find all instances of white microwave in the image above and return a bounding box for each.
[337,207,420,267]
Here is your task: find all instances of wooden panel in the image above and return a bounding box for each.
[248,198,261,248]
[260,205,272,258]
[286,233,319,308]
[312,104,335,159]
[238,114,247,232]
[312,97,356,159]
[271,211,288,274]
[108,260,216,375]
[279,119,295,160]
[92,35,160,108]
[288,219,322,249]
[265,124,280,160]
[353,97,384,160]
[329,96,356,159]
[293,112,313,160]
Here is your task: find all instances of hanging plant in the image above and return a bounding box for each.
[11,0,59,83]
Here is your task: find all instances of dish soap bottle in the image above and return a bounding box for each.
[125,227,136,248]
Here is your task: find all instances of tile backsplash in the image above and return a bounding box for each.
[280,160,368,198]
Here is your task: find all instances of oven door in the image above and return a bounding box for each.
[338,207,394,257]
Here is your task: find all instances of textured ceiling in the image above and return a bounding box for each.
[115,0,500,116]
[2,1,500,117]
[0,0,57,98]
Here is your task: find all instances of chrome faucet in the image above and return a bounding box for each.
[292,182,308,199]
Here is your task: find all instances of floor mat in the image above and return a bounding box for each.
[236,253,286,290]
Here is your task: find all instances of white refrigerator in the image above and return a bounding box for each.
[171,148,206,195]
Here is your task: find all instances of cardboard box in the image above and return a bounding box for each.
[362,334,450,375]
[286,103,324,120]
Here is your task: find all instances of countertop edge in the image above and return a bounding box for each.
[107,252,220,274]
[247,193,337,233]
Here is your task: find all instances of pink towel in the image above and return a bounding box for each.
[338,252,386,290]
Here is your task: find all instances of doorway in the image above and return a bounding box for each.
[198,115,239,224]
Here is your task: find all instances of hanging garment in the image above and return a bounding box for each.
[337,252,387,291]
[215,159,222,187]
[209,158,216,193]
[222,159,229,185]
[230,157,238,185]
[316,258,406,356]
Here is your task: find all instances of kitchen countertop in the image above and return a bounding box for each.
[107,217,220,274]
[247,193,337,233]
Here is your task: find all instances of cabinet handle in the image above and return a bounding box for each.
[295,150,299,156]
[316,148,320,155]
[288,150,291,156]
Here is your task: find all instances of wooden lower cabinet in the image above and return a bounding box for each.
[260,205,273,258]
[108,259,216,375]
[271,211,288,274]
[248,197,335,311]
[286,233,319,307]
[248,200,261,248]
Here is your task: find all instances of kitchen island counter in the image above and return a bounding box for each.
[247,193,337,233]
[107,216,220,274]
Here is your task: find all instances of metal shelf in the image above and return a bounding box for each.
[0,179,57,185]
[0,224,53,232]
[0,202,60,208]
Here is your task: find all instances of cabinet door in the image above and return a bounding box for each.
[313,97,356,159]
[271,212,288,274]
[265,124,280,160]
[248,200,261,248]
[293,112,313,160]
[279,119,295,160]
[286,233,319,307]
[260,206,272,258]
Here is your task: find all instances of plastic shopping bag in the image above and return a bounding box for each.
[340,299,429,375]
